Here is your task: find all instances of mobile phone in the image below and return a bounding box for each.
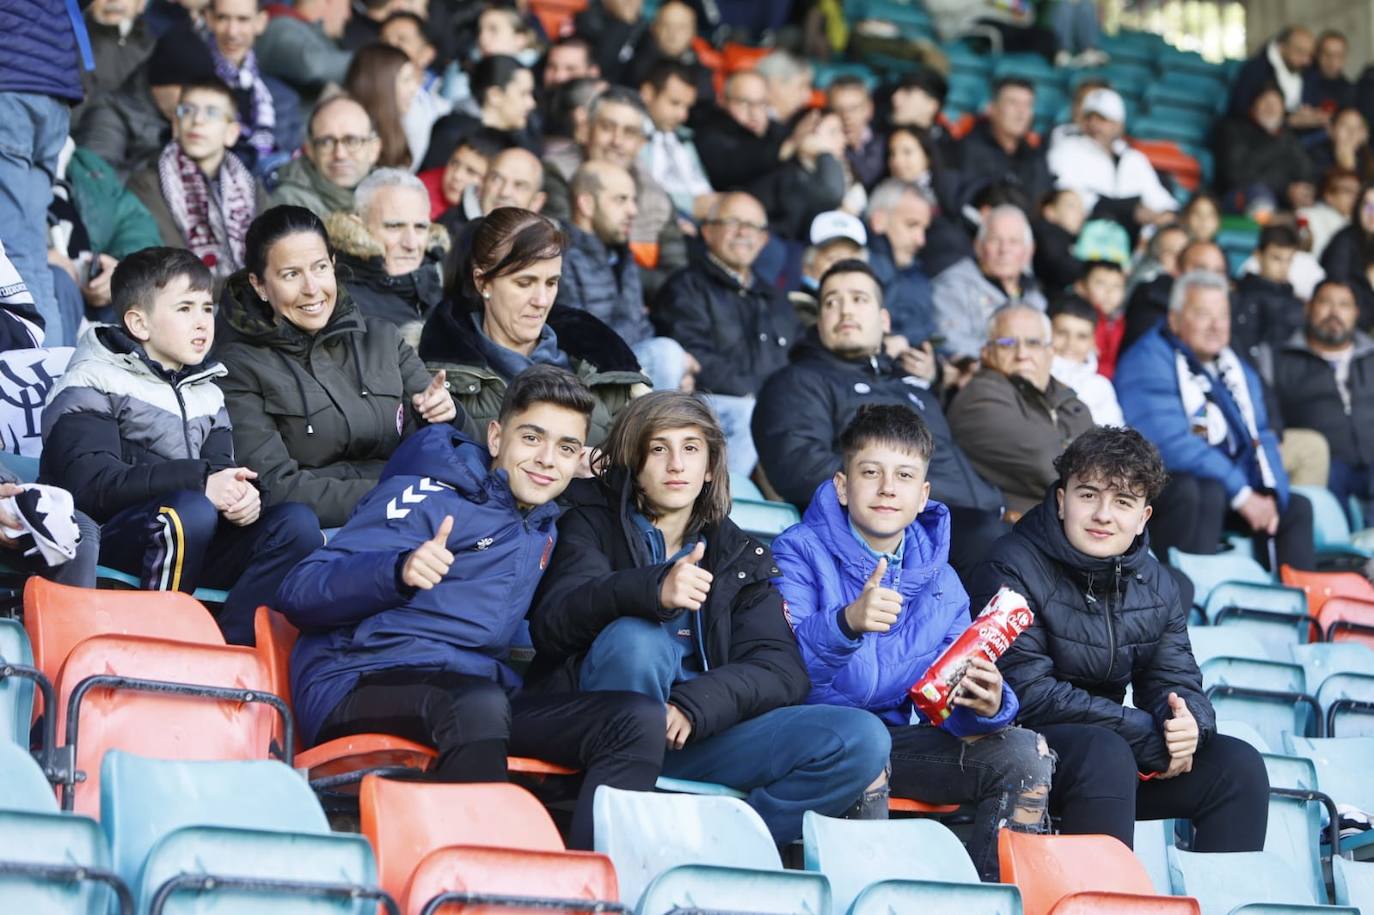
[87,253,105,283]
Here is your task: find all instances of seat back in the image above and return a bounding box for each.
[0,740,58,812]
[1293,485,1357,551]
[849,879,1023,915]
[1279,567,1374,617]
[1333,856,1374,911]
[1263,789,1328,904]
[58,635,280,817]
[802,812,979,913]
[405,846,618,915]
[1169,550,1271,606]
[360,777,564,904]
[1168,849,1319,913]
[0,617,35,745]
[997,831,1155,915]
[1187,627,1269,665]
[254,606,300,751]
[1283,735,1374,813]
[101,750,329,894]
[636,864,830,915]
[1215,720,1272,752]
[1132,819,1175,895]
[1046,892,1200,914]
[1290,642,1374,692]
[0,807,121,914]
[1204,582,1313,658]
[593,786,781,909]
[728,498,800,543]
[1314,673,1374,737]
[1317,597,1374,650]
[1261,753,1318,792]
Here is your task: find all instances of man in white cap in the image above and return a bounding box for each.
[788,209,869,326]
[1047,87,1178,239]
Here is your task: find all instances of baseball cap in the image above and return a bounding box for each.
[809,211,868,248]
[1081,88,1126,125]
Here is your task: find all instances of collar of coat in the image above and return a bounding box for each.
[217,270,366,354]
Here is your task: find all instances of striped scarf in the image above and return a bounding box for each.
[210,44,276,160]
[156,143,256,278]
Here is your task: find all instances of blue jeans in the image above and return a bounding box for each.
[1050,0,1101,54]
[705,393,757,477]
[0,93,70,325]
[631,336,689,393]
[579,616,891,843]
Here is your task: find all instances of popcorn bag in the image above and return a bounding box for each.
[909,587,1034,725]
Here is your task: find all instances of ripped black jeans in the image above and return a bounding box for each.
[888,724,1053,881]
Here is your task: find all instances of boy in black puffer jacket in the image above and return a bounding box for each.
[971,426,1269,851]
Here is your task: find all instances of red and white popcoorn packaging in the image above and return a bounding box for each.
[909,587,1033,725]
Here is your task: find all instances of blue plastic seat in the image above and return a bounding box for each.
[849,878,1021,914]
[1333,857,1374,911]
[1143,81,1218,112]
[0,452,39,483]
[0,617,38,748]
[636,863,831,915]
[0,741,56,814]
[1188,626,1268,665]
[1169,549,1272,608]
[1282,736,1374,855]
[730,472,764,501]
[1191,632,1319,747]
[1131,115,1208,146]
[0,808,129,914]
[1293,485,1373,560]
[813,61,879,91]
[1216,719,1272,752]
[729,498,800,543]
[1132,819,1176,895]
[943,42,993,76]
[1203,582,1311,660]
[101,751,383,914]
[1291,643,1374,736]
[1261,772,1330,903]
[803,813,1018,914]
[1167,848,1356,915]
[593,786,786,910]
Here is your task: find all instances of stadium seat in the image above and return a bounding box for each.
[0,805,128,914]
[847,878,1021,914]
[1283,735,1374,855]
[101,750,384,914]
[528,0,586,40]
[1202,581,1313,659]
[594,786,796,910]
[94,565,230,605]
[1316,597,1374,650]
[1291,643,1374,736]
[1133,819,1176,895]
[1130,140,1203,193]
[1195,650,1319,749]
[635,863,832,915]
[812,61,879,91]
[1167,848,1357,915]
[1132,115,1207,147]
[1216,719,1272,752]
[1262,768,1332,904]
[729,498,800,543]
[0,616,47,750]
[1293,485,1374,561]
[0,740,59,812]
[1168,549,1271,609]
[54,634,286,816]
[998,831,1199,915]
[730,472,764,501]
[406,847,619,915]
[803,812,1019,914]
[1333,857,1374,911]
[1280,566,1374,618]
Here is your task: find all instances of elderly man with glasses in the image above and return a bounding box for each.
[948,304,1094,517]
[652,191,802,475]
[268,94,379,218]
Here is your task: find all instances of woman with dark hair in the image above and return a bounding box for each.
[344,43,420,170]
[419,55,539,171]
[419,207,648,447]
[527,391,891,845]
[1319,180,1374,327]
[216,204,463,527]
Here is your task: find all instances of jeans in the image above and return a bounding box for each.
[889,724,1052,880]
[631,336,689,393]
[317,667,665,850]
[705,393,758,477]
[0,93,70,324]
[1041,725,1269,852]
[99,493,323,645]
[48,265,85,348]
[1050,0,1102,54]
[578,615,891,843]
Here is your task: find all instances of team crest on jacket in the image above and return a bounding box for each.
[539,535,554,570]
[475,537,493,550]
[395,404,405,436]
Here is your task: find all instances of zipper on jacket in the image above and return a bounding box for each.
[1103,560,1121,682]
[170,380,195,459]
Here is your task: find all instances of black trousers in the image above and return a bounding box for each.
[1040,724,1269,852]
[1149,473,1316,572]
[316,668,665,849]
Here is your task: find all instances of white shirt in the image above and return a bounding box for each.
[1052,354,1124,427]
[1048,132,1179,215]
[642,131,713,214]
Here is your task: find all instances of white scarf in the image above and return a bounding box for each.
[1175,346,1276,488]
[1266,41,1304,111]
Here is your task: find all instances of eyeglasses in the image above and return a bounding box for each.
[990,336,1049,350]
[725,96,768,112]
[704,217,768,235]
[310,133,378,154]
[175,103,231,123]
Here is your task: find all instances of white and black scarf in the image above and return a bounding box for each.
[1174,343,1277,489]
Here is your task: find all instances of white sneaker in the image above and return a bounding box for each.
[1075,49,1111,67]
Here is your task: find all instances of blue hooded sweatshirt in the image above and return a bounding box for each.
[277,424,562,745]
[771,479,1018,735]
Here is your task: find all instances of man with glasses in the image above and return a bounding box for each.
[948,304,1093,517]
[268,94,379,218]
[653,192,802,475]
[128,78,264,280]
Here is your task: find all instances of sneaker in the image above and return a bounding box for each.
[1055,50,1075,68]
[1075,49,1111,67]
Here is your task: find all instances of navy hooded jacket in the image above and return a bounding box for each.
[277,424,562,744]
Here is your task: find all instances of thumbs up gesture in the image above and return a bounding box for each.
[1162,692,1199,761]
[412,369,457,424]
[843,557,903,634]
[401,515,455,590]
[659,541,713,611]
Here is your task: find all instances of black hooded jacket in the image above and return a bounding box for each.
[526,470,810,743]
[970,491,1216,773]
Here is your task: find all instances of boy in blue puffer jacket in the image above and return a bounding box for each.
[276,365,665,850]
[772,403,1052,881]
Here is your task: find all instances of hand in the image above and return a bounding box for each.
[680,353,701,393]
[951,655,1004,717]
[1163,692,1199,760]
[843,557,903,634]
[943,358,978,391]
[401,515,455,590]
[1287,105,1330,130]
[666,702,693,749]
[897,341,938,382]
[412,370,457,424]
[659,541,712,611]
[1157,754,1194,779]
[1237,492,1279,535]
[48,248,79,286]
[0,483,24,549]
[205,467,257,512]
[81,254,119,308]
[220,474,262,527]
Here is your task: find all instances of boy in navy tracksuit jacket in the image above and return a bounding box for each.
[772,403,1051,881]
[276,365,664,850]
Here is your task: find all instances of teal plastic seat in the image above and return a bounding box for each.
[0,617,37,747]
[1131,115,1208,146]
[1188,627,1268,665]
[1282,736,1374,855]
[1293,485,1373,560]
[593,786,782,910]
[95,565,231,605]
[1262,778,1329,903]
[729,472,763,501]
[0,808,128,914]
[1203,582,1311,660]
[1260,752,1318,792]
[803,813,1013,913]
[1216,719,1272,752]
[654,776,746,798]
[729,498,800,543]
[1132,819,1175,895]
[0,740,58,812]
[1199,654,1318,748]
[101,751,381,914]
[813,61,878,91]
[1167,848,1356,915]
[849,879,1021,914]
[0,452,40,483]
[1333,857,1374,911]
[636,863,831,915]
[1169,549,1272,608]
[1291,643,1374,736]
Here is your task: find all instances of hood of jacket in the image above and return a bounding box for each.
[1012,487,1151,592]
[327,211,448,308]
[74,324,228,388]
[326,210,451,264]
[217,269,366,355]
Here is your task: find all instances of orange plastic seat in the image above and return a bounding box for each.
[722,42,770,74]
[54,633,281,817]
[528,0,587,40]
[1318,596,1374,649]
[404,845,619,915]
[1129,139,1202,192]
[361,777,568,904]
[998,830,1200,915]
[1280,565,1374,617]
[25,578,223,718]
[628,241,660,270]
[890,797,960,815]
